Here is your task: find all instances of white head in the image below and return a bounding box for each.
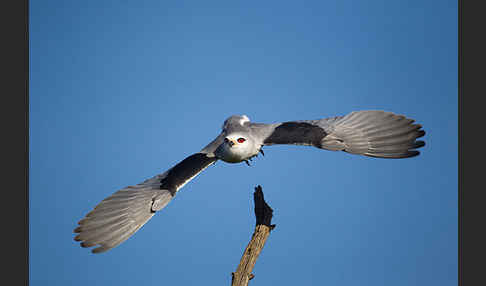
[215,132,257,163]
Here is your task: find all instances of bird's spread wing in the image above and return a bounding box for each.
[74,134,223,253]
[250,110,425,158]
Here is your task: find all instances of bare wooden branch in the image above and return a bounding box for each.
[231,185,275,286]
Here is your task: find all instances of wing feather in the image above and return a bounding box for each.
[250,110,425,159]
[74,148,219,253]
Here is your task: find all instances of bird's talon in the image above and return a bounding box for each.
[245,160,250,166]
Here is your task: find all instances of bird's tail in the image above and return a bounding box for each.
[320,110,425,158]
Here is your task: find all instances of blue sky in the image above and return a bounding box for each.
[30,1,457,285]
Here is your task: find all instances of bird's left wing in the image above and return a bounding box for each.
[74,133,224,253]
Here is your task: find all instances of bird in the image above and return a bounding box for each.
[74,110,425,253]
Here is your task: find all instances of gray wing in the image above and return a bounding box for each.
[74,134,223,253]
[250,110,425,158]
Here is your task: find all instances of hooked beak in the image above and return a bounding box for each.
[224,138,236,147]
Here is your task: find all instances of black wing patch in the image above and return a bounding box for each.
[160,153,216,196]
[263,122,327,146]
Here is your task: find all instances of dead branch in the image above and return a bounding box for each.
[231,185,275,286]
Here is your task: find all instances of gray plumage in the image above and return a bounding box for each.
[74,110,425,253]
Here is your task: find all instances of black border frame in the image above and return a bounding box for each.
[1,0,29,285]
[459,0,484,285]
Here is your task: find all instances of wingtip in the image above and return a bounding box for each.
[405,150,421,158]
[80,241,95,248]
[414,140,425,149]
[417,129,426,139]
[91,245,109,254]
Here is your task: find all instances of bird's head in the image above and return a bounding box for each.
[215,133,256,163]
[223,134,247,147]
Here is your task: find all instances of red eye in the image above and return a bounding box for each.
[237,138,246,143]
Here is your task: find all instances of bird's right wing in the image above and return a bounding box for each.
[74,133,224,253]
[250,110,425,158]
